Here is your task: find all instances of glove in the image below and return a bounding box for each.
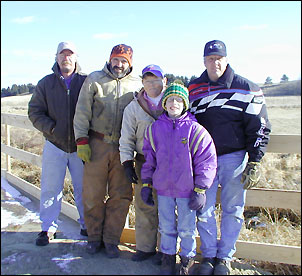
[123,160,138,184]
[77,144,91,163]
[141,184,154,206]
[188,187,207,210]
[241,162,261,189]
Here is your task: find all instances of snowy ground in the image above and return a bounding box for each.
[1,177,272,275]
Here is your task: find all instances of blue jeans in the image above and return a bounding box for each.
[40,140,85,233]
[158,195,196,258]
[196,150,248,261]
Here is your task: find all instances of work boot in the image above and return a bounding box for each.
[152,251,163,265]
[104,242,120,258]
[80,228,88,236]
[131,250,156,261]
[198,257,216,275]
[160,253,176,275]
[213,258,231,275]
[36,231,56,246]
[179,256,195,275]
[86,241,103,254]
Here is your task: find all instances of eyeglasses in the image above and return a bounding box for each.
[205,56,225,63]
[166,96,183,103]
[143,79,163,85]
[59,53,75,58]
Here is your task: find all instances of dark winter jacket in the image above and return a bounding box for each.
[188,64,271,162]
[28,62,87,153]
[141,112,217,198]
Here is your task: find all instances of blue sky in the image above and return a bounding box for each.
[1,1,301,88]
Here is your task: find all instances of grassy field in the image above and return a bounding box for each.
[1,93,301,275]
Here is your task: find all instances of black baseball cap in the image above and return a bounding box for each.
[204,40,227,57]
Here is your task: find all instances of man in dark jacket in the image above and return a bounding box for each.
[28,41,87,246]
[188,40,271,275]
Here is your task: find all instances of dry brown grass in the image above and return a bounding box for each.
[1,94,301,275]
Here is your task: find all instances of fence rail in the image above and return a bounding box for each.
[1,112,301,266]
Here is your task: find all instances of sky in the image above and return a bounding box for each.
[1,1,301,89]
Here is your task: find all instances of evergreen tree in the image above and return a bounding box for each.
[280,74,289,83]
[264,77,273,85]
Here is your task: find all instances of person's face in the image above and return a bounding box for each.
[204,55,228,82]
[165,96,184,118]
[142,75,167,98]
[110,57,130,78]
[56,49,76,74]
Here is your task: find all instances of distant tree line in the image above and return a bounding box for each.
[1,74,199,98]
[165,74,198,86]
[1,83,36,97]
[0,73,296,97]
[264,74,290,85]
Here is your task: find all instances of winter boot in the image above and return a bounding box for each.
[160,253,176,275]
[152,251,163,265]
[198,257,216,275]
[36,231,56,246]
[86,241,104,254]
[179,256,195,275]
[104,242,120,258]
[131,250,156,261]
[213,258,231,275]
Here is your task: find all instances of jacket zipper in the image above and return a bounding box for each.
[113,79,120,138]
[67,89,71,153]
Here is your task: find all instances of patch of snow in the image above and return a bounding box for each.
[1,206,41,229]
[1,177,32,204]
[1,177,41,228]
[1,252,26,265]
[52,253,82,273]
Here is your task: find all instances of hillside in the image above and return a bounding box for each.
[260,80,301,96]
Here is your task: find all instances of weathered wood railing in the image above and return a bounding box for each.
[1,113,301,265]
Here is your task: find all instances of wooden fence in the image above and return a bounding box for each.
[1,113,301,266]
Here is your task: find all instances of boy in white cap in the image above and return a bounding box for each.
[119,64,167,263]
[140,82,217,275]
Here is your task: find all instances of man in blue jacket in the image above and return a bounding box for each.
[188,40,271,275]
[28,41,87,246]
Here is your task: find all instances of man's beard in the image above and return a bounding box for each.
[60,63,74,74]
[110,64,130,79]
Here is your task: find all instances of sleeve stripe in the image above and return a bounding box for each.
[148,124,156,152]
[193,131,206,155]
[189,126,206,155]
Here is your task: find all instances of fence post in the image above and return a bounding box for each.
[5,124,11,173]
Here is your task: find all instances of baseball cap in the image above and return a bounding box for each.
[56,41,77,55]
[204,40,227,57]
[142,64,164,78]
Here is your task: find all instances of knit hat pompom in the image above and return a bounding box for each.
[109,44,133,67]
[162,82,189,111]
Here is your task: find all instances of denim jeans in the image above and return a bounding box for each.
[196,150,248,261]
[40,140,85,233]
[158,195,197,258]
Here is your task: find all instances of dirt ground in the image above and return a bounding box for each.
[1,178,273,275]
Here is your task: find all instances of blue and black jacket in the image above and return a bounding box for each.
[188,64,271,162]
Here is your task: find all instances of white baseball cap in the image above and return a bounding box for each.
[56,41,77,55]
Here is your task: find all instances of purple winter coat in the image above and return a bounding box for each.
[141,111,217,198]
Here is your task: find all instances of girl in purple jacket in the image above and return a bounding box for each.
[140,82,217,275]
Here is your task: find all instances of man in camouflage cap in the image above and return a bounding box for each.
[74,44,142,258]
